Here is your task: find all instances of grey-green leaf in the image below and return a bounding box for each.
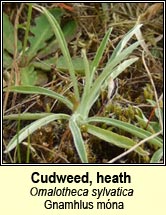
[150,148,163,163]
[4,113,70,153]
[3,85,73,110]
[69,118,88,163]
[87,117,163,147]
[86,124,148,156]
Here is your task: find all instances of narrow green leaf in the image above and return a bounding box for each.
[82,41,140,118]
[107,41,140,68]
[40,6,80,101]
[109,57,138,79]
[90,57,138,105]
[80,55,139,119]
[150,148,163,163]
[109,24,142,62]
[77,49,91,115]
[3,113,53,120]
[3,85,73,110]
[82,49,90,89]
[4,113,70,153]
[86,124,148,156]
[90,28,112,83]
[87,117,163,147]
[69,118,88,163]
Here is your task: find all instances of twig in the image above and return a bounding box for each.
[142,51,163,132]
[3,4,24,113]
[108,130,162,163]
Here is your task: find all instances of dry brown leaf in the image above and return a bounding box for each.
[140,3,163,20]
